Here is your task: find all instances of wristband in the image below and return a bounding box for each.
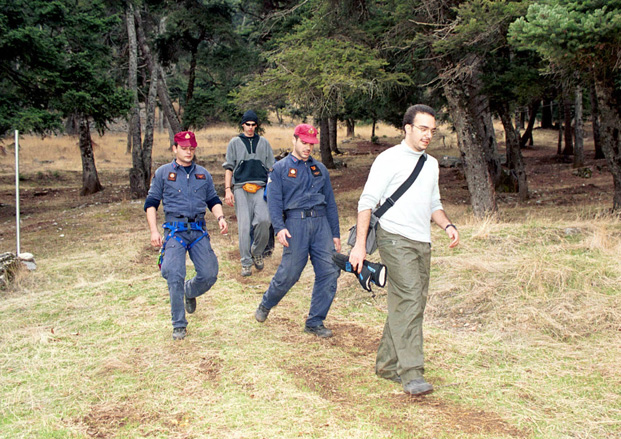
[445,224,457,231]
[217,215,225,222]
[225,187,231,190]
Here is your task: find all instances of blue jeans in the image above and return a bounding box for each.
[260,215,339,327]
[160,228,219,328]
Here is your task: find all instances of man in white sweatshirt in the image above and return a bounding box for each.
[349,104,459,396]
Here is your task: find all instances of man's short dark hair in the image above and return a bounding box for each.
[402,104,436,131]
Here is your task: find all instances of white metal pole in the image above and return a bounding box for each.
[15,130,20,256]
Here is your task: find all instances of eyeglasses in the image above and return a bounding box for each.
[412,124,437,136]
[244,122,257,127]
[178,145,197,150]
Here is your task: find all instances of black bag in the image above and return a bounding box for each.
[347,154,426,254]
[347,213,379,254]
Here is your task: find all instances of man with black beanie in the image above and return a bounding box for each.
[223,110,275,276]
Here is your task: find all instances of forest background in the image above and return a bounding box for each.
[1,0,620,438]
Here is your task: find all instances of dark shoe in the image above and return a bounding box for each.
[403,378,433,396]
[241,265,252,277]
[304,324,333,338]
[255,304,270,323]
[184,282,196,314]
[253,255,264,271]
[172,327,187,340]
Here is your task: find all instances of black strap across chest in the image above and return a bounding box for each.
[374,154,427,219]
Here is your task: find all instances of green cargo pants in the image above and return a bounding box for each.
[375,226,431,384]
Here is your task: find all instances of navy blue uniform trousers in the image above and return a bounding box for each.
[160,229,218,328]
[260,214,339,327]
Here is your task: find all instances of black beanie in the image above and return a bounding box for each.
[241,110,259,125]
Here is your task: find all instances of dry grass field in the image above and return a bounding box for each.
[0,121,619,438]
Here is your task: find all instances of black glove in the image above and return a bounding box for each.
[332,252,387,292]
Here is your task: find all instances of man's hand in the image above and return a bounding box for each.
[333,237,341,253]
[446,226,459,248]
[277,229,292,247]
[150,231,162,248]
[348,244,366,274]
[218,217,228,235]
[224,188,235,207]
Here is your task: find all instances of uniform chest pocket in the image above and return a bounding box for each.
[163,178,183,197]
[192,179,209,199]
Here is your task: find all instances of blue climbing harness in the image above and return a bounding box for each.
[158,221,208,269]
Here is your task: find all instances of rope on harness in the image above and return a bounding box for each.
[158,221,208,269]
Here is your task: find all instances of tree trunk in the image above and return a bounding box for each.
[371,119,377,141]
[541,98,553,129]
[183,36,202,126]
[562,93,573,156]
[443,77,497,218]
[126,4,142,169]
[590,83,604,159]
[319,118,335,168]
[78,116,103,196]
[140,61,158,192]
[328,116,341,154]
[514,108,522,131]
[573,84,584,168]
[126,123,132,154]
[594,79,621,211]
[130,40,158,198]
[520,100,539,148]
[64,113,79,135]
[557,104,563,156]
[499,104,529,201]
[346,118,355,137]
[134,10,181,137]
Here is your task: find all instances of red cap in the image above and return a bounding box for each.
[174,131,197,147]
[294,124,319,144]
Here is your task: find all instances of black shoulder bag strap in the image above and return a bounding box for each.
[374,153,427,219]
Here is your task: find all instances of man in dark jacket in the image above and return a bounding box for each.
[223,110,275,276]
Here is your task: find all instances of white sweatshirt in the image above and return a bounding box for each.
[358,140,443,243]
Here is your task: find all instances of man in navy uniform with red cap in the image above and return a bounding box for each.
[145,131,228,340]
[254,124,341,338]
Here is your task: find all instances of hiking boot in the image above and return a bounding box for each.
[252,255,264,271]
[184,281,196,314]
[255,304,270,322]
[241,265,252,277]
[403,378,433,396]
[304,324,333,338]
[172,327,187,340]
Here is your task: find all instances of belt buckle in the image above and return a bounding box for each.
[304,209,314,218]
